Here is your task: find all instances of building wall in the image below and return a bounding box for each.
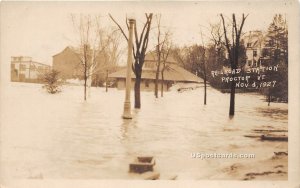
[53,47,82,80]
[116,78,170,92]
[243,31,265,68]
[11,57,51,83]
[53,47,109,81]
[245,48,262,67]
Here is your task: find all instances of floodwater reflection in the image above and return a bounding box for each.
[1,84,288,179]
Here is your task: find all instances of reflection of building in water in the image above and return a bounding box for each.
[11,56,51,83]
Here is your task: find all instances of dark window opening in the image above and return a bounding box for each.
[145,80,149,88]
[247,60,252,66]
[253,50,257,57]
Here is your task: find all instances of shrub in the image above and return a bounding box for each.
[42,70,61,94]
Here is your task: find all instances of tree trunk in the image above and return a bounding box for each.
[88,76,91,98]
[134,76,141,108]
[84,64,87,101]
[95,75,98,88]
[229,74,235,116]
[106,70,108,92]
[155,45,161,98]
[268,88,271,106]
[84,76,87,101]
[161,69,164,97]
[154,63,160,98]
[229,51,238,116]
[204,69,207,105]
[220,13,247,117]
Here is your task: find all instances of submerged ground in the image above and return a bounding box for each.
[0,83,288,180]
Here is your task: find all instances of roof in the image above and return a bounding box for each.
[52,46,80,57]
[31,61,51,67]
[11,59,51,67]
[109,63,203,83]
[243,31,266,48]
[53,45,106,58]
[144,51,177,63]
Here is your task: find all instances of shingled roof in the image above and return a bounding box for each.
[109,63,203,83]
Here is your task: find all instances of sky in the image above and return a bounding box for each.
[1,1,290,67]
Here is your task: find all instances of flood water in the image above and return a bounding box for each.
[0,83,288,179]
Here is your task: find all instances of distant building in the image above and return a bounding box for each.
[11,56,51,83]
[242,29,285,69]
[52,46,114,86]
[108,52,203,91]
[52,46,83,80]
[243,30,266,68]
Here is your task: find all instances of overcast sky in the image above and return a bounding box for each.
[1,1,290,66]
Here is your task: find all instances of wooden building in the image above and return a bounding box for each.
[108,52,203,91]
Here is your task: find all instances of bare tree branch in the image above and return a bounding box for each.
[220,14,232,64]
[109,13,129,41]
[237,14,248,39]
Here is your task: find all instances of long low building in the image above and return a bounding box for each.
[109,52,203,91]
[11,56,51,83]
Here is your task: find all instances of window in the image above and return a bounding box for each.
[11,63,15,69]
[247,60,252,66]
[253,59,257,67]
[247,43,252,47]
[253,50,257,57]
[20,64,26,71]
[145,80,149,88]
[262,49,268,57]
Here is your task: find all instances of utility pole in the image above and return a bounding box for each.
[122,19,135,119]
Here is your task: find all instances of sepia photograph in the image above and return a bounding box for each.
[0,1,299,188]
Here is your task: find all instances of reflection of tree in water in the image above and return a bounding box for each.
[256,107,288,120]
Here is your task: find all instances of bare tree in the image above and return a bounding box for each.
[71,15,100,100]
[153,14,172,98]
[200,29,207,105]
[75,15,97,101]
[220,13,248,116]
[160,33,172,97]
[93,28,123,87]
[210,22,224,69]
[170,46,187,69]
[154,14,162,98]
[71,14,118,100]
[109,13,153,108]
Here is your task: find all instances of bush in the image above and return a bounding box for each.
[42,70,61,94]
